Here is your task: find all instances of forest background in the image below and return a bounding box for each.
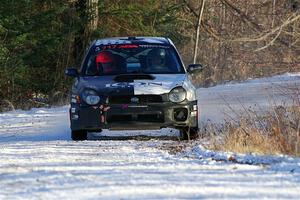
[0,0,299,111]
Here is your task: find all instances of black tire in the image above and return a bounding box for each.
[71,130,88,141]
[179,127,199,140]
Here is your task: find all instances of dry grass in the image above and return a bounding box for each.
[207,106,300,156]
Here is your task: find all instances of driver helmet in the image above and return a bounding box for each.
[96,51,116,73]
[146,48,167,70]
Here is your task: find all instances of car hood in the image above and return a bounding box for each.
[76,74,196,101]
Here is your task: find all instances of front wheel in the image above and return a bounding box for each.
[179,127,199,140]
[71,130,88,141]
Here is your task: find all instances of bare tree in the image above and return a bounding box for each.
[88,0,99,32]
[193,0,206,64]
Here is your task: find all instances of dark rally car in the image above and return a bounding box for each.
[65,37,202,140]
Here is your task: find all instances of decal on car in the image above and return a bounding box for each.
[105,82,162,88]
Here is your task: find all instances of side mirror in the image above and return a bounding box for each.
[187,64,203,73]
[65,68,79,77]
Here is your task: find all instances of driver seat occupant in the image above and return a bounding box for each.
[146,48,167,72]
[96,51,118,74]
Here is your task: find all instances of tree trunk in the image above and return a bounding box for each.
[88,0,99,32]
[193,0,206,64]
[74,0,98,66]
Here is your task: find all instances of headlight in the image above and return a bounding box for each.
[169,87,186,103]
[82,89,100,105]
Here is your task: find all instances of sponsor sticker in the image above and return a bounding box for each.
[105,82,163,88]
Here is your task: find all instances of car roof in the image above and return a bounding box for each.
[93,37,171,47]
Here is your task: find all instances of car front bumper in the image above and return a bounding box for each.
[70,100,198,131]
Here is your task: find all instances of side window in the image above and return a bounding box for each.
[86,55,97,75]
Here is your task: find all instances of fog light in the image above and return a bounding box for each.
[174,108,188,122]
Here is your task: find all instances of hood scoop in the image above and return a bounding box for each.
[114,74,155,82]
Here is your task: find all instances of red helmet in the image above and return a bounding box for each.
[96,51,115,73]
[96,51,113,64]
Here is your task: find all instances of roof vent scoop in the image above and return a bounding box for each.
[114,74,155,82]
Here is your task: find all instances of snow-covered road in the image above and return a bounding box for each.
[197,73,300,124]
[1,73,300,199]
[2,138,300,199]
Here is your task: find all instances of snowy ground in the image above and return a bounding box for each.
[1,73,300,199]
[197,73,300,124]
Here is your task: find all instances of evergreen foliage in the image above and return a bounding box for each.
[0,0,299,110]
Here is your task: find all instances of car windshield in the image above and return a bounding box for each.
[83,44,185,76]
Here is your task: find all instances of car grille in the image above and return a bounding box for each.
[107,114,164,123]
[109,95,163,104]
